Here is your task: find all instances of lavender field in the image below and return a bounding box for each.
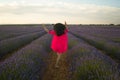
[0,25,120,80]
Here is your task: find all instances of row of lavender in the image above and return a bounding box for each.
[69,25,120,43]
[67,34,120,80]
[69,25,120,62]
[0,34,52,80]
[0,25,43,41]
[0,31,46,59]
[0,25,51,59]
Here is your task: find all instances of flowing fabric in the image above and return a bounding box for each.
[49,29,68,53]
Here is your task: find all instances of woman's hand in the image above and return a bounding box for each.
[65,21,68,30]
[42,24,49,33]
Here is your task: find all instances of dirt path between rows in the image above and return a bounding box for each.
[42,52,70,80]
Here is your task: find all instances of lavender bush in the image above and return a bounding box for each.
[0,31,46,59]
[69,26,120,61]
[0,26,43,41]
[69,25,120,43]
[0,34,51,80]
[67,34,120,80]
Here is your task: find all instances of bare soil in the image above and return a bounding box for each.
[42,52,70,80]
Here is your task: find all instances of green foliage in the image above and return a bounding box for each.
[75,58,119,80]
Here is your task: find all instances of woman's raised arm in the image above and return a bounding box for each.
[42,24,49,33]
[65,21,68,30]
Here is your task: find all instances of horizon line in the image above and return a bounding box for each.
[0,23,119,26]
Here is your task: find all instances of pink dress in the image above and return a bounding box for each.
[49,29,68,54]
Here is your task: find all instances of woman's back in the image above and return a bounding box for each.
[49,29,68,53]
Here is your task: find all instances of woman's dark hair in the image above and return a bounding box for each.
[54,23,66,36]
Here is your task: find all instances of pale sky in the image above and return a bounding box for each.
[0,0,120,24]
